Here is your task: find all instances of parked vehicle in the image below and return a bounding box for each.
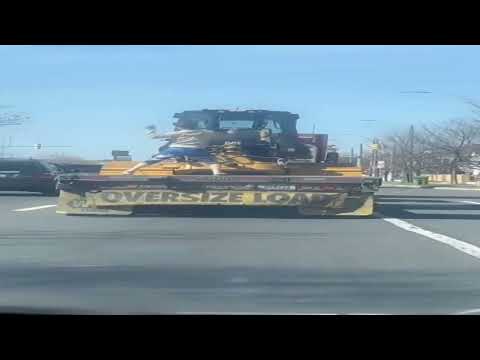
[51,163,103,174]
[0,158,60,195]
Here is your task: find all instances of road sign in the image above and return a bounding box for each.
[377,161,385,169]
[369,144,379,150]
[112,150,130,157]
[112,150,131,161]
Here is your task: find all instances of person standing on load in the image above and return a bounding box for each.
[123,118,227,175]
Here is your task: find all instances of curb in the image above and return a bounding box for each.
[381,185,433,189]
[381,185,480,190]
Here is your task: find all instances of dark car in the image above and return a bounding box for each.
[0,158,60,196]
[51,163,103,174]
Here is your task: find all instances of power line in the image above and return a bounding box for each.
[400,90,433,94]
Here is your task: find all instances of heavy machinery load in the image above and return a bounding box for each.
[56,109,381,216]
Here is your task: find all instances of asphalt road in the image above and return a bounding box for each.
[1,188,480,314]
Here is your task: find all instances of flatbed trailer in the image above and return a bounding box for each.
[56,174,380,216]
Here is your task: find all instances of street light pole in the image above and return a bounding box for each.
[356,119,377,171]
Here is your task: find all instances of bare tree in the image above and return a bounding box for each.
[466,99,480,117]
[423,118,480,184]
[382,127,434,182]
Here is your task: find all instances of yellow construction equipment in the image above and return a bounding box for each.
[57,109,380,216]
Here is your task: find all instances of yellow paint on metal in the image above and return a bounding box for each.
[56,190,133,215]
[336,195,374,216]
[57,188,374,217]
[242,191,256,205]
[99,160,363,177]
[297,194,374,216]
[88,190,344,207]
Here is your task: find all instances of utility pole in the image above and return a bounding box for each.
[369,139,376,176]
[408,125,414,182]
[1,111,27,158]
[369,144,374,176]
[390,143,396,181]
[3,144,72,159]
[369,138,380,177]
[358,143,363,169]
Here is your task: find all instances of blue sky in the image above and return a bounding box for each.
[1,45,479,160]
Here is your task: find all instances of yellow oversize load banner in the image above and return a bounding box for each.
[87,190,346,208]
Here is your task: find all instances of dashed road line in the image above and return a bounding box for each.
[382,217,480,260]
[13,204,57,212]
[454,308,480,315]
[175,312,338,315]
[433,187,480,191]
[174,312,387,315]
[459,200,480,205]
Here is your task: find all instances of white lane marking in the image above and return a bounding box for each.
[13,204,57,212]
[383,218,480,260]
[434,187,480,191]
[454,308,480,315]
[230,277,249,284]
[62,265,111,268]
[175,312,388,315]
[175,312,338,315]
[459,200,480,205]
